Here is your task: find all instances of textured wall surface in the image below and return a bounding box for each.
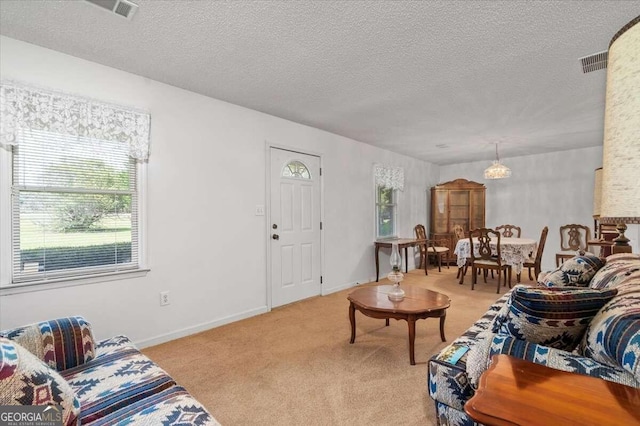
[0,36,436,346]
[0,1,637,164]
[438,146,640,272]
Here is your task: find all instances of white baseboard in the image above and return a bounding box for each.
[135,305,269,349]
[322,278,372,295]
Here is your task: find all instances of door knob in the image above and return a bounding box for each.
[272,234,280,240]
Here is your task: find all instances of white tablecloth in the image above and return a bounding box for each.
[454,237,537,275]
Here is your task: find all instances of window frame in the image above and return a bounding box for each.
[0,141,148,294]
[375,185,398,238]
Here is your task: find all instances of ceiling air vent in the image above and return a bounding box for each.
[85,0,138,20]
[579,51,608,73]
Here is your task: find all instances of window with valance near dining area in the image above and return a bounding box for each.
[374,164,404,238]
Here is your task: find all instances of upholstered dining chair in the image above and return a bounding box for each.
[556,224,591,266]
[469,228,511,294]
[414,224,450,272]
[428,237,451,272]
[495,224,522,238]
[519,226,549,282]
[452,224,467,279]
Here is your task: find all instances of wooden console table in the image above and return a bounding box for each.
[465,354,640,426]
[374,238,427,281]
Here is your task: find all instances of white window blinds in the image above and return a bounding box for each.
[11,128,139,282]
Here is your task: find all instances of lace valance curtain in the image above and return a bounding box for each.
[0,82,150,160]
[374,164,404,191]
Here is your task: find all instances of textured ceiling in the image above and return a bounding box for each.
[1,1,638,165]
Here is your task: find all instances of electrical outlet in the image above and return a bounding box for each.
[159,291,170,306]
[255,205,265,216]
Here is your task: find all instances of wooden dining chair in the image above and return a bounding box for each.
[428,237,450,272]
[452,224,467,279]
[496,224,522,238]
[556,224,591,266]
[414,224,428,269]
[414,224,450,272]
[469,228,511,294]
[519,226,549,282]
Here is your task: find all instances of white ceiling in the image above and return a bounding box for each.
[1,1,638,165]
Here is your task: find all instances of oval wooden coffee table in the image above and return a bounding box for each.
[347,284,451,365]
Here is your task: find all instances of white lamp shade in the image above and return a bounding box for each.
[593,167,602,218]
[600,18,640,225]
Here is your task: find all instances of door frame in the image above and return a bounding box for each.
[265,141,324,311]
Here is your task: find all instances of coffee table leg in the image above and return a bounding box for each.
[439,312,446,342]
[349,302,356,344]
[408,316,416,365]
[385,318,389,326]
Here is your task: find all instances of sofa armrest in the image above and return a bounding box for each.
[486,334,640,388]
[0,316,96,371]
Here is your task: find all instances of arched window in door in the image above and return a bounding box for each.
[282,160,311,179]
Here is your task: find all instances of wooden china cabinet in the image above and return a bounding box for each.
[430,179,486,263]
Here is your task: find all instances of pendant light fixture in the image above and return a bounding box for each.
[484,143,512,179]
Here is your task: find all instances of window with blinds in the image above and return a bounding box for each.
[376,185,397,238]
[11,128,139,283]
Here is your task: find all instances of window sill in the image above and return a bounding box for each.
[0,269,150,296]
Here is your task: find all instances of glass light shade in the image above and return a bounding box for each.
[600,18,640,227]
[484,161,512,179]
[390,243,402,270]
[484,143,511,179]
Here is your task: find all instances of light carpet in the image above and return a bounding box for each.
[143,266,515,425]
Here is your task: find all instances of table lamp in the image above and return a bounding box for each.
[387,243,405,301]
[599,16,640,253]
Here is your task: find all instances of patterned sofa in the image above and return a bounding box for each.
[428,253,640,426]
[0,317,220,425]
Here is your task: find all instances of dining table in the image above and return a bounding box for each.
[454,237,537,284]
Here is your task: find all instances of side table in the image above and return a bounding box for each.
[465,354,640,426]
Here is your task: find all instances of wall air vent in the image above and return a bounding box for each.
[85,0,138,20]
[579,51,608,73]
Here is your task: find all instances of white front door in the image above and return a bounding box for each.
[269,148,321,308]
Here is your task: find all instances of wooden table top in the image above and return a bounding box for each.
[374,238,426,247]
[465,354,640,426]
[347,285,450,314]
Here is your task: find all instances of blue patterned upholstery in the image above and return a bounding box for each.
[580,268,640,382]
[469,334,639,388]
[491,285,617,350]
[2,319,220,425]
[541,253,605,287]
[589,253,640,290]
[61,336,177,424]
[0,316,96,371]
[0,337,81,425]
[86,385,216,426]
[428,254,640,425]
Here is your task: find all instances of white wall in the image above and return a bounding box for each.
[0,37,438,346]
[440,147,613,272]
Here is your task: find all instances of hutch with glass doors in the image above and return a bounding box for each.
[430,179,486,264]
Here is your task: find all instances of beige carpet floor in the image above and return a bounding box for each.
[143,266,515,425]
